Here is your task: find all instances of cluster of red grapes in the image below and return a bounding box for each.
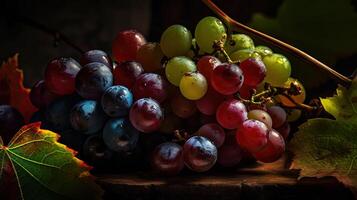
[0,16,306,175]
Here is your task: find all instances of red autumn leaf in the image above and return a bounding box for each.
[0,54,37,122]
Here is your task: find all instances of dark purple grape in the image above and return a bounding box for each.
[75,62,113,100]
[152,142,184,175]
[46,95,81,132]
[80,50,113,70]
[83,134,113,165]
[103,118,139,153]
[267,106,287,129]
[101,85,133,117]
[70,100,106,134]
[30,80,59,109]
[45,57,81,95]
[113,61,144,89]
[132,73,168,103]
[197,123,225,148]
[129,98,163,133]
[59,129,88,155]
[183,136,217,172]
[0,105,24,144]
[217,133,243,167]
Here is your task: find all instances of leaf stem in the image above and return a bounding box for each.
[201,0,352,87]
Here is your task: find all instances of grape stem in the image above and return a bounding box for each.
[14,16,85,53]
[201,0,352,87]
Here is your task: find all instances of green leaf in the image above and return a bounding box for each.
[290,78,357,195]
[0,123,103,200]
[249,0,357,89]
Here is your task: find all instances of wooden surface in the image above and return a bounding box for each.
[96,157,354,200]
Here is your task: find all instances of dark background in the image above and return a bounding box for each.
[0,0,356,91]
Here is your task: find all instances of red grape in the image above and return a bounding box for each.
[195,88,228,116]
[183,136,217,172]
[216,99,247,129]
[80,50,113,70]
[30,80,59,109]
[197,55,221,81]
[253,129,285,163]
[45,57,81,95]
[238,84,255,99]
[129,98,163,133]
[277,122,290,140]
[171,93,197,118]
[151,142,184,175]
[211,63,244,95]
[132,73,168,103]
[136,42,164,72]
[239,58,266,87]
[197,123,225,147]
[267,106,287,129]
[236,119,269,153]
[112,29,146,62]
[217,133,243,167]
[113,61,144,89]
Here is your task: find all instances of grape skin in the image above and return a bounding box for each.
[236,119,269,153]
[179,72,208,100]
[165,56,197,86]
[152,142,184,175]
[160,25,192,57]
[216,99,247,129]
[195,16,226,53]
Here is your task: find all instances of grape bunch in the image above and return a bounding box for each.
[0,16,307,175]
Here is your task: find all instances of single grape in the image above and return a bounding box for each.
[83,134,113,165]
[216,99,247,129]
[170,93,197,118]
[236,119,269,153]
[239,58,266,87]
[287,109,302,122]
[0,105,24,144]
[276,78,306,107]
[159,113,182,134]
[112,29,146,62]
[267,106,287,129]
[253,129,285,163]
[75,62,113,100]
[195,16,226,53]
[45,57,81,95]
[151,142,184,175]
[224,34,255,54]
[217,133,243,167]
[248,109,273,129]
[238,84,255,99]
[80,50,113,70]
[165,56,196,86]
[160,25,192,57]
[183,136,217,172]
[211,63,244,95]
[136,42,164,72]
[129,98,163,133]
[180,72,208,100]
[230,49,261,62]
[197,55,221,81]
[46,95,81,132]
[113,61,144,89]
[277,122,290,140]
[101,85,133,117]
[254,46,273,57]
[195,87,227,116]
[70,100,106,134]
[197,123,225,148]
[30,80,59,109]
[263,53,291,86]
[103,118,139,153]
[132,73,168,103]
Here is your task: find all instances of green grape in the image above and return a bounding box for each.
[195,16,226,53]
[287,109,302,122]
[165,56,197,86]
[160,25,192,57]
[255,46,273,57]
[263,53,291,86]
[248,109,273,129]
[230,49,261,62]
[224,34,255,54]
[180,72,207,100]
